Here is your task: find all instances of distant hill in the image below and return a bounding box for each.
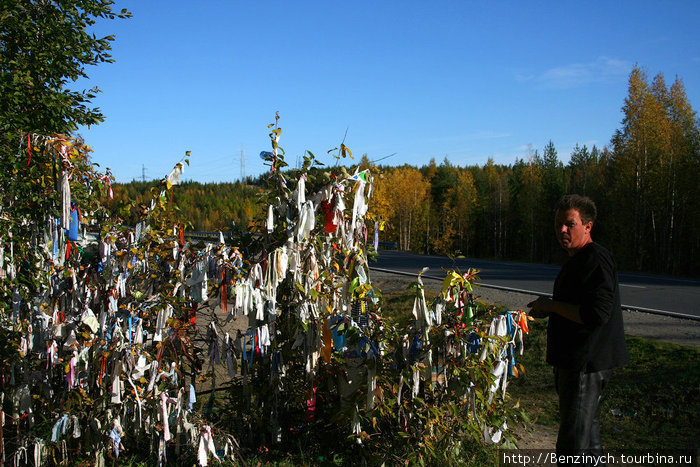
[109,180,264,232]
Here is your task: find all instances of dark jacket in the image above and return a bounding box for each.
[547,242,629,372]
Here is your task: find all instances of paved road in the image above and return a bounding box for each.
[371,250,700,318]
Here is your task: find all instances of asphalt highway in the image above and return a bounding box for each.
[371,250,700,319]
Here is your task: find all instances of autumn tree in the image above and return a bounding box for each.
[427,159,457,255]
[651,76,700,273]
[432,168,478,255]
[420,158,439,253]
[367,170,395,243]
[611,66,653,269]
[612,65,700,273]
[370,166,429,251]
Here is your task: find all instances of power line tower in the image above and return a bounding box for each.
[235,145,246,182]
[142,164,147,183]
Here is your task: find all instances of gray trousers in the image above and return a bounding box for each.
[554,367,612,466]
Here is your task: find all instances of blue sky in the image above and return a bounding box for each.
[76,1,700,183]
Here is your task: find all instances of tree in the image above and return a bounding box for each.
[568,144,594,195]
[0,2,131,248]
[367,169,396,242]
[452,169,478,254]
[0,1,131,329]
[370,166,429,251]
[479,158,510,259]
[612,66,700,273]
[430,157,456,209]
[662,77,700,273]
[433,168,477,255]
[540,141,565,261]
[612,65,656,269]
[0,0,130,140]
[511,154,542,262]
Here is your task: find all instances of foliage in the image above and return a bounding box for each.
[611,65,700,274]
[108,180,264,232]
[0,132,219,464]
[370,165,430,252]
[0,115,533,465]
[0,0,130,140]
[195,123,531,466]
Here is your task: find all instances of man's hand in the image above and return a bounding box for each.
[527,297,551,319]
[527,296,584,324]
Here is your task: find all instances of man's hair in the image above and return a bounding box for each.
[556,194,597,224]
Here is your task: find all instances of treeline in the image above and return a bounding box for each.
[370,66,700,276]
[110,180,264,232]
[112,66,699,276]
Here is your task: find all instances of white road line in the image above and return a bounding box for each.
[620,284,646,289]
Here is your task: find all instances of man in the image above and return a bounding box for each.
[528,194,628,462]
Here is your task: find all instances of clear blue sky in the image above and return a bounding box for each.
[76,1,700,183]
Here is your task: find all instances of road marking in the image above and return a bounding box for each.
[620,284,646,289]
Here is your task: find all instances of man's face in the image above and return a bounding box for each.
[555,208,592,255]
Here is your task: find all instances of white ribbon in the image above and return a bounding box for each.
[267,205,274,233]
[160,392,178,442]
[197,425,220,466]
[111,359,122,404]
